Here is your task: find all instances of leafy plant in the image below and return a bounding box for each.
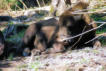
[80,58,89,64]
[8,53,14,60]
[29,61,41,71]
[0,0,23,10]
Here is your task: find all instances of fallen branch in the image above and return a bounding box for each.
[71,5,106,14]
[72,10,106,14]
[85,33,106,44]
[72,8,106,14]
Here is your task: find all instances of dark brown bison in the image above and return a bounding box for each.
[57,2,101,49]
[22,2,101,56]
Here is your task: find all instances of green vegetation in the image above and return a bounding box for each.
[0,0,22,10]
[91,14,106,45]
[99,37,106,46]
[92,49,99,54]
[6,29,25,43]
[17,64,27,71]
[8,53,14,60]
[0,0,51,10]
[29,62,40,71]
[18,61,41,71]
[80,58,89,64]
[91,14,106,21]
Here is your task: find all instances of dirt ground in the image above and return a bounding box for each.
[0,47,106,71]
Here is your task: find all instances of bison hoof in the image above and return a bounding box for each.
[31,49,42,56]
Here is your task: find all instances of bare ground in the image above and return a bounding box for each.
[0,47,106,71]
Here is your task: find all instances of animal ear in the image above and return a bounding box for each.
[82,14,91,25]
[82,14,97,27]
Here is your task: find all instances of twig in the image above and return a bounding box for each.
[36,0,41,8]
[71,26,87,48]
[72,10,106,14]
[42,0,46,6]
[63,22,106,41]
[15,3,23,10]
[19,0,28,9]
[85,36,99,44]
[72,8,106,14]
[85,33,106,44]
[71,4,106,14]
